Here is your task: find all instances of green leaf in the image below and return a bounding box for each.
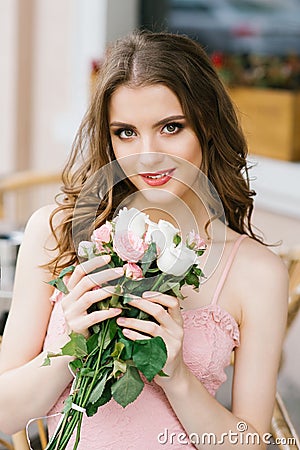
[41,351,62,366]
[157,369,169,377]
[140,242,157,274]
[101,321,115,350]
[123,306,140,318]
[146,267,160,273]
[118,335,134,360]
[80,368,95,377]
[47,277,69,295]
[185,271,199,288]
[87,333,99,354]
[112,359,127,377]
[41,356,51,367]
[61,332,88,358]
[62,395,73,414]
[124,277,157,296]
[111,365,144,408]
[89,371,109,404]
[69,359,83,372]
[59,265,76,278]
[173,234,181,246]
[86,380,112,417]
[193,266,203,276]
[136,310,150,320]
[158,277,181,293]
[108,318,118,341]
[123,293,135,305]
[110,284,123,307]
[110,254,123,267]
[110,341,125,358]
[122,279,140,292]
[170,283,184,300]
[132,336,167,382]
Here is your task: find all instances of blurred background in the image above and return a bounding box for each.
[0,0,299,448]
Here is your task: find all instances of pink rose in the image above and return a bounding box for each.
[186,230,206,251]
[123,262,143,280]
[113,230,148,263]
[92,222,112,252]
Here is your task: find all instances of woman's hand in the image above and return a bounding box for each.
[61,255,124,338]
[116,291,187,386]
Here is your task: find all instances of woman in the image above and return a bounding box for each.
[0,31,288,449]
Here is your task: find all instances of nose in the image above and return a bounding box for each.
[138,136,165,168]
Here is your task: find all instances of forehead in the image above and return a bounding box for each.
[109,84,183,120]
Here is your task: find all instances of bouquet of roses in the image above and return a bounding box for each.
[44,207,206,450]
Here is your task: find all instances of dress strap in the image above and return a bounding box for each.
[211,234,248,305]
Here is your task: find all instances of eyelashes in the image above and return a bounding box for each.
[163,122,184,134]
[113,122,185,139]
[114,129,135,139]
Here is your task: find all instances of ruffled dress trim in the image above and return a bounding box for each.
[182,304,240,346]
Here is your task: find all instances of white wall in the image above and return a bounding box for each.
[106,0,139,44]
[0,0,18,176]
[31,0,109,171]
[0,0,138,175]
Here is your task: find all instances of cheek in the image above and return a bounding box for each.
[179,138,202,168]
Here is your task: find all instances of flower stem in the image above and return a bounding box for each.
[46,321,111,450]
[82,319,110,405]
[151,272,165,292]
[73,413,83,450]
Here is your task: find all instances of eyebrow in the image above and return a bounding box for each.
[109,115,186,128]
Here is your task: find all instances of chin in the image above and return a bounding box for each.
[138,187,187,206]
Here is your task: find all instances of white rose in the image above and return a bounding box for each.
[114,207,148,238]
[157,242,197,277]
[145,219,179,254]
[78,241,97,258]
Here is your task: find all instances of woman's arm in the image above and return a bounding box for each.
[0,206,78,433]
[0,205,74,434]
[161,245,289,449]
[118,240,289,449]
[0,205,124,434]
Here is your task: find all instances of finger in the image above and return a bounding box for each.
[67,255,111,291]
[142,291,183,325]
[122,328,151,341]
[63,285,116,315]
[127,294,182,329]
[117,316,161,338]
[68,266,124,301]
[69,308,122,337]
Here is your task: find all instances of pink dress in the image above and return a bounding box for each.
[44,235,246,449]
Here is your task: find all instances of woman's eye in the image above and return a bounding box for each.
[163,123,183,134]
[117,129,135,139]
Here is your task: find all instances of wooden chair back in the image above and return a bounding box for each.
[0,170,61,229]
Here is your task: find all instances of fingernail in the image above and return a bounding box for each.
[111,308,122,314]
[117,317,125,324]
[142,291,156,298]
[114,267,124,275]
[102,285,115,293]
[102,255,111,262]
[123,329,131,336]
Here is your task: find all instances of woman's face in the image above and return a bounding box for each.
[109,84,202,205]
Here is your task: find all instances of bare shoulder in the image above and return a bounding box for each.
[235,235,289,318]
[23,204,66,262]
[238,236,288,281]
[25,203,63,236]
[0,204,67,370]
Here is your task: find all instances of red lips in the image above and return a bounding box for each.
[139,168,176,186]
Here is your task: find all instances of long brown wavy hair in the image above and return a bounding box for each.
[48,30,260,275]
